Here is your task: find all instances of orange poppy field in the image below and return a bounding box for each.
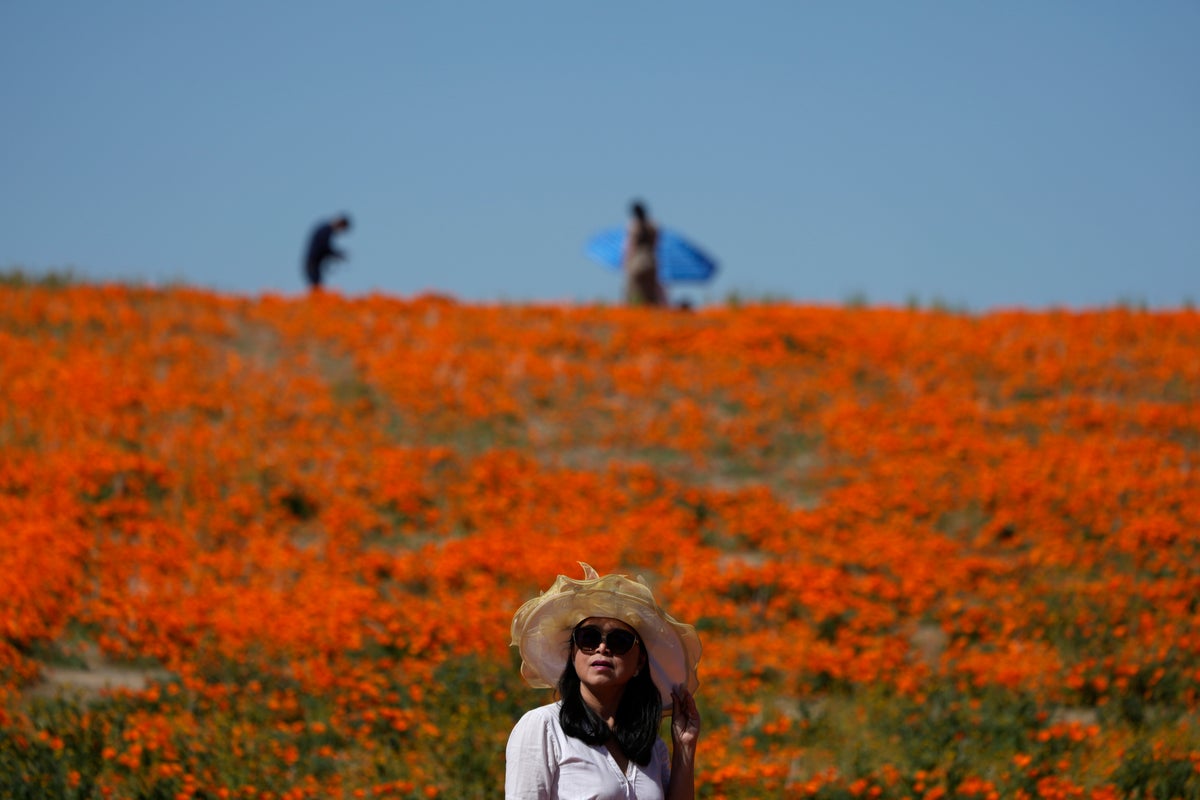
[1,279,1198,799]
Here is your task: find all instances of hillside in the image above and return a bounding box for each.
[2,282,1198,798]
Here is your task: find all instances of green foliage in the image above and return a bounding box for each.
[842,290,869,309]
[1113,737,1200,799]
[0,267,78,288]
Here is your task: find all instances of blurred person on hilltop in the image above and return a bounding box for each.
[303,213,352,291]
[623,200,667,307]
[506,562,701,800]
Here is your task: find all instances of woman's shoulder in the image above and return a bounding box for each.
[508,702,566,756]
[513,701,562,729]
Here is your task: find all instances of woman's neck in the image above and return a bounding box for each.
[580,684,623,726]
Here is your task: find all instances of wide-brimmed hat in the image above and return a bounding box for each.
[510,562,701,710]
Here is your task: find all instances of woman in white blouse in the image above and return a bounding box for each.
[506,563,702,800]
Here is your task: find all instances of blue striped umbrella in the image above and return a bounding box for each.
[584,227,718,283]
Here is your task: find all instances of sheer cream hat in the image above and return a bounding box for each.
[510,562,701,710]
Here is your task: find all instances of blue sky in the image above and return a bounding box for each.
[3,2,1197,309]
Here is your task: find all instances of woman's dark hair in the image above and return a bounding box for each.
[557,625,662,765]
[630,201,647,222]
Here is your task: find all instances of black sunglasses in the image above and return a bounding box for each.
[573,625,639,656]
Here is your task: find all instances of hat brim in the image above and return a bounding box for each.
[510,564,701,711]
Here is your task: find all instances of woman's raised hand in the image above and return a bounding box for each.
[670,684,701,755]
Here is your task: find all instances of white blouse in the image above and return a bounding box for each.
[505,702,670,800]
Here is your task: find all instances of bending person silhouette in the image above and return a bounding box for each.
[303,214,352,291]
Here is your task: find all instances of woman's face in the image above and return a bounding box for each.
[572,617,645,695]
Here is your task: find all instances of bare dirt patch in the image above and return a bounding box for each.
[25,643,171,703]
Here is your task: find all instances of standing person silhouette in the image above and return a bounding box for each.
[623,201,666,307]
[303,214,352,291]
[506,562,702,799]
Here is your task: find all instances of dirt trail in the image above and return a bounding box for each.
[25,644,171,703]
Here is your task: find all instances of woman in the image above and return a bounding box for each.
[506,563,702,800]
[623,201,667,307]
